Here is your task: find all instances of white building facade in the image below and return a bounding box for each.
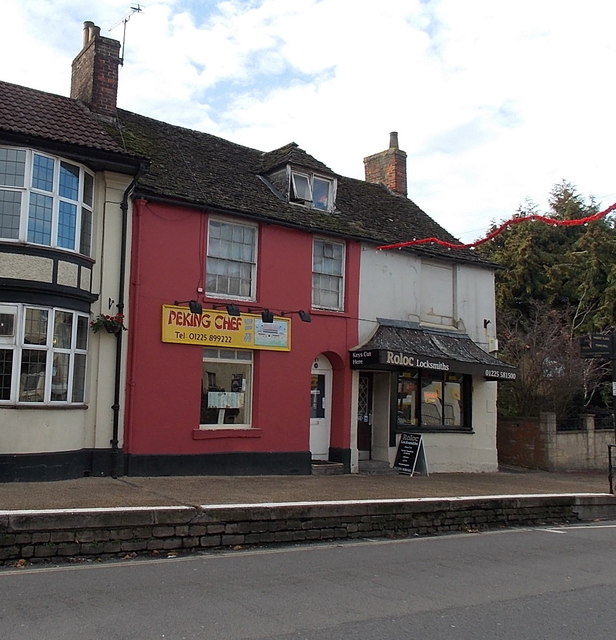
[350,135,514,473]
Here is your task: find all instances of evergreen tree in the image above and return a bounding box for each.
[479,181,616,417]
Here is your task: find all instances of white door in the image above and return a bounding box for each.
[310,355,332,460]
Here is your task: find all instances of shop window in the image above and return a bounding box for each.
[206,219,256,299]
[201,348,252,427]
[0,147,94,256]
[397,370,469,430]
[0,304,88,405]
[397,371,418,425]
[312,238,345,310]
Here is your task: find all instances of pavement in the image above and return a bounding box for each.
[0,468,611,512]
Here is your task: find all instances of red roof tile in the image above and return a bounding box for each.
[0,80,129,155]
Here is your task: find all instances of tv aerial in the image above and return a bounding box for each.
[110,4,143,66]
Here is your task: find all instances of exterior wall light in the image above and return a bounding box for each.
[174,300,203,314]
[280,310,312,323]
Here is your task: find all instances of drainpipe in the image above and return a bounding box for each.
[110,166,144,478]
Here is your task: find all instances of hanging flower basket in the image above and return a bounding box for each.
[90,313,127,334]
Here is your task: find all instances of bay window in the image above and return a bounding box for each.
[0,147,94,255]
[0,304,88,405]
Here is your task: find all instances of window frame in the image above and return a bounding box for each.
[200,348,253,428]
[290,171,335,212]
[0,303,88,405]
[312,237,345,311]
[205,217,258,301]
[395,369,472,432]
[0,146,95,256]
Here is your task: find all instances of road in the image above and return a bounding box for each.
[1,522,615,639]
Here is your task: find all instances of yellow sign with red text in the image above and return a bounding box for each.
[161,305,291,351]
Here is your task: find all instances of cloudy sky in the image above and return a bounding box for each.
[2,0,615,242]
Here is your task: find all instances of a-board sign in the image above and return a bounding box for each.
[394,433,429,476]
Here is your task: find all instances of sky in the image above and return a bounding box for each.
[1,0,616,243]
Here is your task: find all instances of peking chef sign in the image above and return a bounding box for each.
[161,305,291,351]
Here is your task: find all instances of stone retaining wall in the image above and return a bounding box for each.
[2,495,615,563]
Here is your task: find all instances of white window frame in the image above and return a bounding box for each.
[290,171,335,212]
[200,348,253,428]
[0,304,88,405]
[205,218,257,300]
[0,146,94,256]
[312,238,345,311]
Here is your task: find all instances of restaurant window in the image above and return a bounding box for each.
[0,147,94,256]
[0,304,88,405]
[201,348,252,427]
[312,238,345,310]
[397,370,469,430]
[206,219,257,299]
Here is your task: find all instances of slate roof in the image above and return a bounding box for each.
[352,321,516,376]
[105,108,489,266]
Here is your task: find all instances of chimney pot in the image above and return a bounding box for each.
[389,131,399,149]
[88,24,101,42]
[82,21,95,48]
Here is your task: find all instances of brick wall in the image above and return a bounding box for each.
[70,23,120,117]
[363,132,407,196]
[2,495,615,563]
[497,415,549,469]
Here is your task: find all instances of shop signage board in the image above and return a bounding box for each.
[394,433,429,476]
[161,305,291,351]
[350,348,516,379]
[579,334,613,359]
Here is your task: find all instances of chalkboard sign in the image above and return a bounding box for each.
[394,433,429,476]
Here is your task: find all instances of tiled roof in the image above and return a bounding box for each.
[0,80,133,157]
[108,109,488,265]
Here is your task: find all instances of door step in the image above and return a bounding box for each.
[311,460,345,475]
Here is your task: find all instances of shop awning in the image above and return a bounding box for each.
[350,322,517,381]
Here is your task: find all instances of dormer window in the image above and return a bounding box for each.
[291,171,334,211]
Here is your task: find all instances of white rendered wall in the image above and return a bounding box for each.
[0,171,132,456]
[356,243,499,472]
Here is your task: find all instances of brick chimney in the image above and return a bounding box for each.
[70,21,121,118]
[363,132,407,197]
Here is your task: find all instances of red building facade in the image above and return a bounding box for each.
[123,197,360,475]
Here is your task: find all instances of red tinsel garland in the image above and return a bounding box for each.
[376,202,616,251]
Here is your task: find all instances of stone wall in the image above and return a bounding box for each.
[2,495,615,563]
